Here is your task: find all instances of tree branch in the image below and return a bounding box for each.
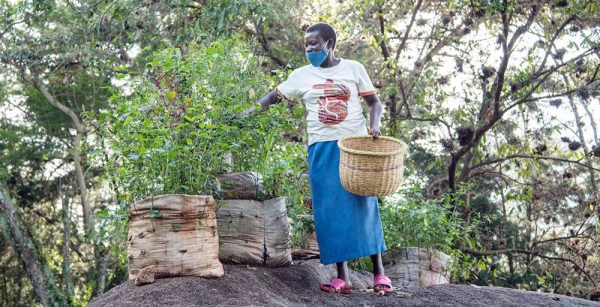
[247,23,285,67]
[20,71,92,230]
[471,153,600,172]
[534,15,577,77]
[532,235,581,248]
[376,7,391,63]
[493,4,538,115]
[395,0,422,61]
[463,244,596,286]
[535,254,596,286]
[0,20,26,38]
[462,247,538,256]
[466,170,528,186]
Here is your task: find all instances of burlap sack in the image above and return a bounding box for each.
[215,172,263,200]
[383,247,451,287]
[127,194,224,279]
[216,197,291,267]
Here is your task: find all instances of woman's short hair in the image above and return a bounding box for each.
[306,22,337,49]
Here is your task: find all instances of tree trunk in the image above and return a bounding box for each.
[566,96,598,192]
[1,256,8,306]
[21,72,92,230]
[62,193,74,300]
[0,184,67,307]
[91,244,108,298]
[72,132,91,228]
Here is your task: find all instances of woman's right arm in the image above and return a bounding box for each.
[239,90,281,117]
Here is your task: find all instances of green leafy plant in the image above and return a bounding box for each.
[348,186,470,272]
[90,38,294,202]
[376,184,490,281]
[380,186,463,254]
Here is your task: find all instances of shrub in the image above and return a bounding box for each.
[90,38,295,201]
[380,186,462,254]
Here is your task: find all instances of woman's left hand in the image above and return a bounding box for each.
[369,126,381,139]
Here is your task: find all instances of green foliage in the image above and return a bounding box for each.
[95,201,130,293]
[91,38,293,201]
[380,186,463,254]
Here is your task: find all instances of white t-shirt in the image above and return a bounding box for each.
[276,59,376,146]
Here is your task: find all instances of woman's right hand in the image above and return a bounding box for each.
[228,109,251,122]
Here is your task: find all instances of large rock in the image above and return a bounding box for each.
[88,260,600,307]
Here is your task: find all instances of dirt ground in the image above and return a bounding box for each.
[88,260,600,307]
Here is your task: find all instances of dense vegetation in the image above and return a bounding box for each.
[1,0,599,305]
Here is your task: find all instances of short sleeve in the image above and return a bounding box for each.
[355,63,377,97]
[276,69,301,100]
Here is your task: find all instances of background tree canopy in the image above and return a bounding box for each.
[1,0,599,305]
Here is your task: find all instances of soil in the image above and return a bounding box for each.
[88,260,600,307]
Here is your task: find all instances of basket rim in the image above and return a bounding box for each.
[337,135,408,157]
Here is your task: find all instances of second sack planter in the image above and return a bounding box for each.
[216,197,291,267]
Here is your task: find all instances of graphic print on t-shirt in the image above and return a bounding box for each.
[312,79,350,125]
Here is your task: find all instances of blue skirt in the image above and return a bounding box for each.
[308,140,386,265]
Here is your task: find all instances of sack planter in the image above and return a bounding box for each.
[127,194,224,280]
[383,247,451,288]
[216,197,291,267]
[338,135,408,196]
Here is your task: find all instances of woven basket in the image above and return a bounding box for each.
[338,135,408,196]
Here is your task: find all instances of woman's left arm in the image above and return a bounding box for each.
[363,94,382,139]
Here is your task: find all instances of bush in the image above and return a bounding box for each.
[380,186,462,254]
[90,38,296,201]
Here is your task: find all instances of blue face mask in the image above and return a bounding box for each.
[306,43,329,67]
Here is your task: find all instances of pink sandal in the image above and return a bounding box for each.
[373,274,393,293]
[320,278,349,293]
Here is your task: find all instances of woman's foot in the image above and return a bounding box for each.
[320,278,351,293]
[373,274,393,293]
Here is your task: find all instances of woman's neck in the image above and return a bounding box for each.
[321,56,341,68]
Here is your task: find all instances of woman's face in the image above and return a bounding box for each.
[305,31,329,53]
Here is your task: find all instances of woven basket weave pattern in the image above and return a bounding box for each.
[338,136,407,196]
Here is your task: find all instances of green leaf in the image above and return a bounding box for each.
[538,276,545,283]
[217,9,226,29]
[123,116,133,126]
[167,91,177,100]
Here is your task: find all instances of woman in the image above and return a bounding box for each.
[237,22,393,294]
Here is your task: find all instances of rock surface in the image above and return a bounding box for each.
[89,260,600,307]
